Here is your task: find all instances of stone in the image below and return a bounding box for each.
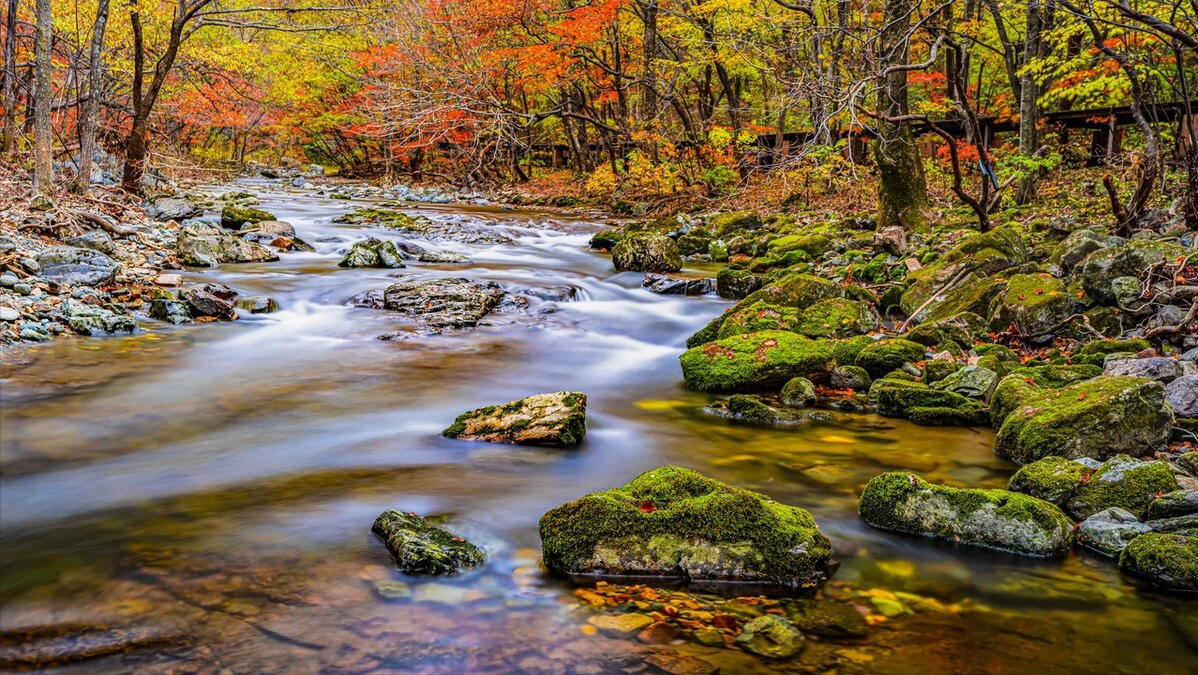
[988,273,1072,340]
[149,299,193,325]
[868,378,988,426]
[154,273,184,287]
[1077,508,1151,556]
[855,339,926,379]
[240,220,296,242]
[780,377,817,408]
[373,580,412,600]
[175,229,280,267]
[220,205,276,229]
[144,197,202,221]
[202,282,238,300]
[900,228,1026,320]
[65,230,118,256]
[988,365,1104,427]
[735,615,805,659]
[339,238,406,268]
[785,599,869,638]
[715,302,800,340]
[679,331,834,393]
[1007,456,1088,506]
[796,298,880,339]
[994,376,1174,465]
[829,365,871,391]
[1166,375,1198,418]
[1104,357,1185,383]
[706,395,806,425]
[58,298,137,335]
[418,250,472,264]
[233,296,279,314]
[587,613,654,638]
[932,365,998,399]
[715,267,760,300]
[443,391,586,446]
[612,233,682,273]
[1119,533,1198,591]
[381,278,505,328]
[371,509,485,575]
[858,472,1074,556]
[36,246,119,286]
[642,273,712,296]
[538,466,832,586]
[1144,490,1198,520]
[181,288,237,320]
[1065,455,1179,520]
[0,306,19,322]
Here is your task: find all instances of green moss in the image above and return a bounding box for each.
[590,229,623,250]
[858,472,1074,556]
[989,273,1072,336]
[855,338,927,378]
[715,267,762,300]
[1075,338,1151,366]
[686,311,729,348]
[906,406,990,426]
[739,273,844,309]
[905,312,987,347]
[780,377,816,408]
[717,302,800,339]
[988,365,1102,428]
[797,298,879,339]
[872,379,988,426]
[220,205,275,227]
[1066,455,1179,519]
[1119,533,1198,591]
[1008,457,1088,505]
[538,466,832,586]
[923,359,963,384]
[766,234,833,257]
[833,335,873,367]
[680,330,834,392]
[372,510,486,575]
[900,228,1026,318]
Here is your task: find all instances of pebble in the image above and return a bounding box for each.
[13,283,33,295]
[19,257,40,273]
[0,272,18,287]
[0,306,19,321]
[587,613,654,638]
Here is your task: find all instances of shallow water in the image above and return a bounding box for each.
[1,183,1194,674]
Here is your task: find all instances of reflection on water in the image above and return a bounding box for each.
[1,185,1194,674]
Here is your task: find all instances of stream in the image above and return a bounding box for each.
[1,182,1194,674]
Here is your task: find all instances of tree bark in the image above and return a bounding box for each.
[32,0,52,192]
[875,0,930,231]
[638,0,659,160]
[75,0,110,193]
[1015,0,1045,204]
[2,0,18,156]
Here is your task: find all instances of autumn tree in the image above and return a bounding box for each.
[32,0,51,191]
[874,0,930,231]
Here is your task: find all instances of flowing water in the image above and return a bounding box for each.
[1,183,1194,674]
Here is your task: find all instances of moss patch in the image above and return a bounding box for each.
[1066,455,1179,520]
[855,339,927,378]
[680,331,834,392]
[372,510,486,575]
[1007,457,1088,506]
[1119,533,1198,591]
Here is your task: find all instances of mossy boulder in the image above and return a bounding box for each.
[1007,456,1089,506]
[994,376,1174,464]
[1119,533,1198,591]
[709,210,762,237]
[687,311,729,349]
[832,335,873,367]
[1073,338,1151,367]
[829,365,871,391]
[538,466,833,586]
[931,365,998,400]
[716,267,762,300]
[735,615,805,659]
[372,510,485,575]
[740,273,844,309]
[797,298,880,339]
[1145,490,1198,520]
[923,359,963,384]
[870,379,988,426]
[988,273,1073,340]
[220,205,275,229]
[766,234,833,258]
[612,233,682,273]
[339,238,406,268]
[904,311,987,347]
[900,228,1026,320]
[1065,455,1179,520]
[988,365,1103,427]
[708,395,806,425]
[717,302,800,339]
[589,229,622,250]
[780,377,817,408]
[855,338,927,379]
[443,391,587,446]
[1050,229,1120,270]
[1079,243,1186,305]
[1077,507,1152,556]
[858,472,1074,556]
[680,331,834,393]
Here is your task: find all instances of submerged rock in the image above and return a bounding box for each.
[234,296,279,314]
[679,331,834,393]
[58,298,136,335]
[538,466,832,586]
[735,615,805,659]
[442,391,587,446]
[858,472,1074,556]
[612,233,682,273]
[176,228,280,267]
[704,394,807,426]
[869,378,988,426]
[1119,533,1198,591]
[371,509,485,575]
[1065,455,1179,520]
[220,205,276,229]
[381,278,505,328]
[1077,508,1151,556]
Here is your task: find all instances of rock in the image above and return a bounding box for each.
[371,509,485,575]
[741,272,844,309]
[233,296,279,314]
[1077,508,1152,556]
[1119,533,1198,591]
[443,391,586,446]
[58,298,137,335]
[735,615,805,659]
[1166,375,1198,417]
[780,377,816,408]
[993,376,1174,465]
[796,298,880,339]
[144,197,201,221]
[988,273,1072,340]
[1007,457,1088,506]
[855,339,926,379]
[181,288,237,320]
[381,278,505,328]
[829,365,871,391]
[1051,229,1119,269]
[715,267,760,299]
[868,378,988,426]
[1065,455,1179,520]
[339,238,405,268]
[201,282,238,300]
[154,273,184,287]
[612,233,682,273]
[1145,490,1198,520]
[64,230,118,256]
[642,273,712,295]
[538,466,832,586]
[988,365,1104,427]
[706,394,807,425]
[900,228,1026,320]
[679,331,834,393]
[715,302,800,340]
[644,653,719,675]
[708,210,762,237]
[175,229,280,267]
[904,311,988,348]
[1104,356,1185,383]
[587,613,654,638]
[418,250,472,264]
[0,306,19,322]
[785,599,869,638]
[220,205,276,229]
[932,365,998,399]
[373,580,412,600]
[149,298,193,324]
[240,220,296,242]
[1074,338,1152,366]
[36,246,119,286]
[858,472,1074,556]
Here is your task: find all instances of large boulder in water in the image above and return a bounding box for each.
[339,238,405,268]
[443,391,586,446]
[1006,456,1091,506]
[372,509,485,575]
[538,466,833,587]
[381,277,505,328]
[36,246,119,286]
[1119,533,1198,591]
[1064,455,1179,520]
[220,204,276,229]
[1077,508,1152,556]
[858,472,1074,556]
[993,376,1174,465]
[612,233,681,273]
[988,273,1073,340]
[679,330,834,392]
[175,228,279,267]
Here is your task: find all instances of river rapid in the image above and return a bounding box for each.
[1,182,1194,674]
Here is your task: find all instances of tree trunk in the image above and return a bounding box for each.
[75,0,110,193]
[1015,0,1044,204]
[32,0,52,192]
[875,0,930,231]
[639,0,659,160]
[2,0,18,156]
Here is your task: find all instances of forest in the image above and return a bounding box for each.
[1,1,1197,674]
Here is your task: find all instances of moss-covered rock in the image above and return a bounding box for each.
[1007,457,1089,506]
[708,394,807,425]
[709,210,762,237]
[931,365,998,400]
[1079,242,1187,306]
[832,335,873,367]
[858,472,1074,556]
[829,365,871,391]
[680,331,834,392]
[716,267,762,300]
[855,338,927,379]
[735,615,805,659]
[443,391,587,446]
[538,466,833,586]
[870,378,988,426]
[780,377,817,408]
[740,273,844,309]
[590,229,623,250]
[1065,455,1179,520]
[716,302,800,339]
[994,376,1173,464]
[797,298,880,339]
[988,365,1103,427]
[1119,533,1198,591]
[766,234,833,258]
[1145,490,1198,520]
[372,510,486,575]
[220,205,276,229]
[988,273,1073,339]
[1077,507,1152,556]
[612,233,682,273]
[1073,338,1151,367]
[339,238,406,268]
[900,228,1026,320]
[923,359,963,384]
[904,312,987,347]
